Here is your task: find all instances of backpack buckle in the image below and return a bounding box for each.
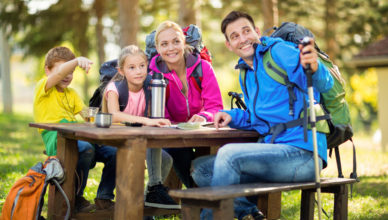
[269,123,287,143]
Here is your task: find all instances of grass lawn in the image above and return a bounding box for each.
[1,112,388,219]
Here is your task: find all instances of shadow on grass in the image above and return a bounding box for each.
[353,175,388,198]
[280,176,388,219]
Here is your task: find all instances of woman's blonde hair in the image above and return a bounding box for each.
[102,45,147,112]
[155,21,193,54]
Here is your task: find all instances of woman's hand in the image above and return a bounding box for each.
[188,114,206,123]
[144,118,172,127]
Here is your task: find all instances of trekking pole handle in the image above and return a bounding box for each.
[228,92,247,110]
[300,37,313,87]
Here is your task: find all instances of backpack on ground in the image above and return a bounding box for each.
[238,22,357,180]
[1,158,70,220]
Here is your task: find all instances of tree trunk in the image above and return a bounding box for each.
[261,0,278,34]
[78,40,90,102]
[118,0,139,47]
[178,0,201,27]
[94,0,106,67]
[0,28,13,114]
[325,0,337,61]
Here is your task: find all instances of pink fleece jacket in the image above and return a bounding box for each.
[149,54,223,123]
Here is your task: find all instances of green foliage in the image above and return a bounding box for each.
[347,68,378,132]
[1,0,90,57]
[337,0,388,60]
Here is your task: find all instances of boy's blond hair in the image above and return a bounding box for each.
[155,21,193,54]
[45,47,75,70]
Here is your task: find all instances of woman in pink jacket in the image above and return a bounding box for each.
[149,20,223,187]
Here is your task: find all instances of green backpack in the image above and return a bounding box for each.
[260,46,353,149]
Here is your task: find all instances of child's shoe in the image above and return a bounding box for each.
[95,198,115,210]
[242,211,266,220]
[145,183,181,209]
[75,196,95,213]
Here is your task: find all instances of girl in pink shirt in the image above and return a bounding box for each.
[103,45,180,209]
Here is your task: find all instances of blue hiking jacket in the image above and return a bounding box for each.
[224,37,333,166]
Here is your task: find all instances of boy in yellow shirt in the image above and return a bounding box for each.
[33,47,116,212]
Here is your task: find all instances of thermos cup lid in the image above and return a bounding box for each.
[152,72,163,79]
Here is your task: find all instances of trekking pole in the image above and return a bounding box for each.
[301,36,322,220]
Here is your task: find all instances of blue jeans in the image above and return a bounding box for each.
[76,141,116,200]
[192,143,322,220]
[75,140,95,197]
[94,145,117,200]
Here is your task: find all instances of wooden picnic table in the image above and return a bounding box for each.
[29,122,260,220]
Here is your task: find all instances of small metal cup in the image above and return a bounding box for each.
[95,113,112,128]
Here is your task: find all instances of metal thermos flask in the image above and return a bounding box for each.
[150,72,166,118]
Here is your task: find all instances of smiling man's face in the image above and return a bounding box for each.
[224,17,261,64]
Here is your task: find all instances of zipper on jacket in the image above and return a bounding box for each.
[171,73,191,119]
[252,64,271,135]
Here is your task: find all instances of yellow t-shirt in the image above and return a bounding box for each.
[33,77,85,132]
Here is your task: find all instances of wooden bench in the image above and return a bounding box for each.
[169,177,357,220]
[68,207,180,220]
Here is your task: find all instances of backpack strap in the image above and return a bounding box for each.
[114,80,129,112]
[190,62,203,92]
[329,138,359,197]
[143,75,152,117]
[263,46,297,116]
[349,138,359,196]
[51,179,71,220]
[262,45,308,142]
[239,68,249,100]
[115,75,153,114]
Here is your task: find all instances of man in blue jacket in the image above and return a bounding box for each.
[192,11,334,220]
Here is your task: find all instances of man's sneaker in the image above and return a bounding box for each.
[145,183,181,209]
[75,196,95,213]
[242,211,266,220]
[95,198,115,210]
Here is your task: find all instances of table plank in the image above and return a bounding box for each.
[29,123,260,140]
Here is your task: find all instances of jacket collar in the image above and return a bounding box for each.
[150,53,200,74]
[234,36,284,71]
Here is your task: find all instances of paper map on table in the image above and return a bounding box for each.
[167,122,214,130]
